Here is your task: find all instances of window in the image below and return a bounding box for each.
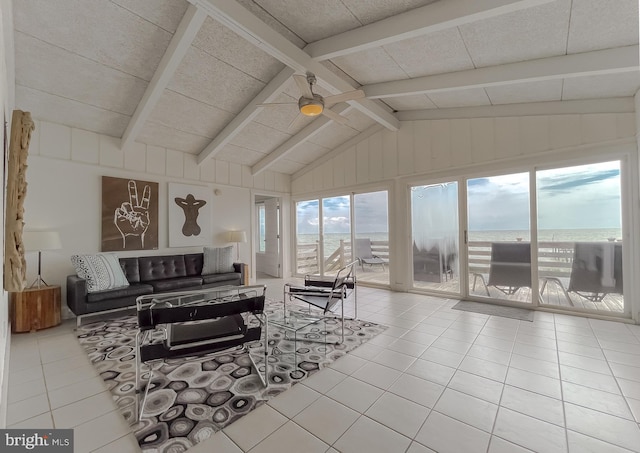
[257,204,266,253]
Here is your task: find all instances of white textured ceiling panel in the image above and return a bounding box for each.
[308,123,360,149]
[15,32,146,116]
[14,0,172,81]
[562,72,640,100]
[111,0,189,33]
[253,92,310,132]
[137,121,211,154]
[384,95,437,111]
[230,122,292,153]
[253,0,361,42]
[169,46,266,114]
[485,79,563,105]
[216,143,268,165]
[342,109,377,131]
[236,0,306,47]
[193,17,285,84]
[459,0,571,68]
[287,142,332,164]
[567,0,639,54]
[340,0,437,25]
[383,28,475,78]
[148,90,235,138]
[12,0,639,176]
[428,88,491,108]
[331,47,409,85]
[268,159,306,174]
[17,85,130,137]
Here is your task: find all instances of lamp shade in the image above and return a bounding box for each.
[23,231,62,251]
[227,230,247,243]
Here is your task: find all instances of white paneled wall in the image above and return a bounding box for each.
[292,113,637,194]
[23,120,290,316]
[30,120,290,191]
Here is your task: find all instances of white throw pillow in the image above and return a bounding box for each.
[71,253,129,292]
[202,246,235,274]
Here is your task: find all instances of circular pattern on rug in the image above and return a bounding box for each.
[76,300,387,453]
[143,389,177,417]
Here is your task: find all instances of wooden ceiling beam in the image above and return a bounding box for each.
[305,0,556,61]
[364,46,640,99]
[121,4,207,151]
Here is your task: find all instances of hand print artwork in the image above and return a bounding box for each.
[168,183,212,247]
[102,176,159,251]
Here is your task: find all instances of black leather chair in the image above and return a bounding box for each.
[283,261,357,343]
[134,285,267,420]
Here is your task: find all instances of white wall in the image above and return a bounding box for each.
[292,113,637,194]
[23,120,290,317]
[0,0,14,428]
[291,111,640,321]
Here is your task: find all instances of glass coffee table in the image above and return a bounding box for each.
[268,310,327,368]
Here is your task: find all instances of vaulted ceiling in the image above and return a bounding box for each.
[13,0,640,176]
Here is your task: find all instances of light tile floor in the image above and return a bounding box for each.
[6,279,640,452]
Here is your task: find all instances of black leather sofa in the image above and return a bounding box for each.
[67,253,245,323]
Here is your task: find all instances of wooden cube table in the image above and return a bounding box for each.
[11,285,61,333]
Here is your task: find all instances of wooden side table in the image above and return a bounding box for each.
[10,285,61,333]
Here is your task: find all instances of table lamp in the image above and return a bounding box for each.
[23,231,62,288]
[227,230,247,261]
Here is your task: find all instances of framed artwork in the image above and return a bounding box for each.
[168,183,212,247]
[102,176,158,251]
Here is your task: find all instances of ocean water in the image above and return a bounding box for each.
[298,229,621,256]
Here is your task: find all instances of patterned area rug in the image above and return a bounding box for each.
[76,300,386,452]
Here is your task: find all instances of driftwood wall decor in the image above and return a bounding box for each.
[4,110,34,292]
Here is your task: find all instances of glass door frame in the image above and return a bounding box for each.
[405,148,636,320]
[292,184,392,287]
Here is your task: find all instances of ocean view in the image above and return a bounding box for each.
[297,228,622,256]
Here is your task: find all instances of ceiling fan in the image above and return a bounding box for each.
[258,73,365,127]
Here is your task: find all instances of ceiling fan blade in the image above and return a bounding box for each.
[293,74,313,98]
[321,108,349,125]
[324,89,365,107]
[256,102,297,107]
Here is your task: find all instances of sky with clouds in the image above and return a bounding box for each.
[296,161,622,235]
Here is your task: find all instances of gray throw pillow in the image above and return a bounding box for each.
[71,253,129,292]
[202,246,235,274]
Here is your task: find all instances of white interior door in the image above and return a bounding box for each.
[263,198,280,277]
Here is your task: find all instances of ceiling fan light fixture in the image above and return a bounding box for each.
[299,96,324,117]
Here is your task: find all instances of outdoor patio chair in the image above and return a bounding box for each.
[541,242,622,304]
[283,260,357,343]
[134,285,268,421]
[354,238,387,271]
[473,242,531,296]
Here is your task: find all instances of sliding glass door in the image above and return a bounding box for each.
[409,158,628,316]
[322,196,352,276]
[411,182,459,293]
[295,190,390,285]
[354,191,389,285]
[467,172,532,304]
[537,161,624,314]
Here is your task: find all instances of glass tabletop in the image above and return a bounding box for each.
[268,310,325,333]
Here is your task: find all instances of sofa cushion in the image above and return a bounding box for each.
[119,257,140,283]
[86,283,153,303]
[71,253,129,292]
[149,276,203,292]
[202,246,234,274]
[184,253,204,276]
[139,255,187,282]
[202,272,240,285]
